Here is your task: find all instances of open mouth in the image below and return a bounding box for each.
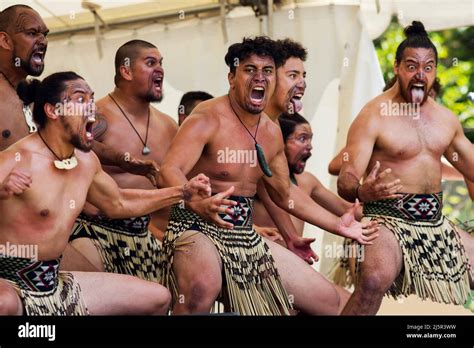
[290,92,304,113]
[295,152,311,172]
[31,51,45,65]
[153,75,163,91]
[85,118,95,141]
[410,82,425,103]
[301,152,311,163]
[250,86,265,104]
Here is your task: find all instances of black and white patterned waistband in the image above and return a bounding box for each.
[77,212,151,234]
[0,255,60,292]
[216,194,254,228]
[364,192,443,221]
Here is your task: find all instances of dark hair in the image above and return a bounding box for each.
[279,112,309,142]
[0,5,33,33]
[224,36,283,74]
[431,77,441,96]
[277,38,307,64]
[179,91,213,116]
[114,39,157,86]
[395,21,438,65]
[17,71,84,129]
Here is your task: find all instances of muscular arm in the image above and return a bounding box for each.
[337,107,378,201]
[91,114,160,184]
[309,173,353,216]
[262,132,346,235]
[328,148,345,176]
[256,179,301,243]
[444,116,474,182]
[86,153,184,219]
[158,111,217,187]
[90,113,125,166]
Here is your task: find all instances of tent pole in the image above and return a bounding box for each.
[220,0,228,43]
[267,0,274,37]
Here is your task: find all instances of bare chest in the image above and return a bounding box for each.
[375,115,453,160]
[195,123,277,185]
[102,117,173,165]
[0,103,29,151]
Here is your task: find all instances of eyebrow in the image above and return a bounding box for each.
[24,26,49,34]
[405,57,435,64]
[295,130,313,136]
[73,89,93,96]
[145,56,161,61]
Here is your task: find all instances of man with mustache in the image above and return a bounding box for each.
[254,112,359,239]
[0,71,210,315]
[0,4,48,150]
[158,36,378,315]
[68,40,180,282]
[0,6,159,270]
[0,5,155,174]
[337,21,474,314]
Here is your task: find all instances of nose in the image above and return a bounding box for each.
[37,35,47,48]
[415,69,425,80]
[306,142,313,151]
[297,78,306,89]
[253,70,265,83]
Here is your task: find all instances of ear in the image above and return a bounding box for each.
[0,31,13,51]
[119,64,133,82]
[393,60,399,75]
[44,103,60,120]
[228,71,235,89]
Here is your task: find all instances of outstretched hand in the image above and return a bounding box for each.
[287,236,319,264]
[338,199,379,245]
[358,161,403,202]
[120,157,159,187]
[254,225,284,243]
[0,169,32,199]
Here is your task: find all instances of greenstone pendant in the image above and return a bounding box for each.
[255,143,272,177]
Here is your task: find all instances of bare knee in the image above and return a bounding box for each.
[150,286,172,315]
[357,271,395,298]
[179,277,221,313]
[0,281,22,315]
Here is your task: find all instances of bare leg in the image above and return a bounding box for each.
[66,238,105,272]
[0,279,23,315]
[334,284,351,314]
[61,242,103,272]
[171,231,223,314]
[265,238,347,315]
[342,225,403,315]
[71,271,171,315]
[456,227,474,288]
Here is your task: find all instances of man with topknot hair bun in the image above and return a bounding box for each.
[337,21,474,314]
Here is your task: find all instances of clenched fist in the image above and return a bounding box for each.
[0,169,32,199]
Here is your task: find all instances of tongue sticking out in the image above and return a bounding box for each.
[411,88,425,104]
[290,98,303,113]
